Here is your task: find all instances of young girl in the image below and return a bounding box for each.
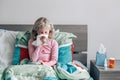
[28,17,58,67]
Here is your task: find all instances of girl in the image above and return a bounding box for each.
[28,17,58,67]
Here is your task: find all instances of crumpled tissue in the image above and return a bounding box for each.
[32,34,49,46]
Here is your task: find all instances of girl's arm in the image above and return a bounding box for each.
[28,39,40,62]
[42,40,58,67]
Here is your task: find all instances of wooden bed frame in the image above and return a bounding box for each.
[0,24,88,66]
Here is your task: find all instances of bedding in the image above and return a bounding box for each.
[0,68,4,80]
[13,30,76,65]
[58,45,72,64]
[0,25,92,80]
[13,31,31,65]
[1,59,92,80]
[53,31,77,48]
[0,30,18,68]
[1,65,57,80]
[54,62,90,80]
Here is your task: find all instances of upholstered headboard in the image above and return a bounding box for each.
[0,24,88,66]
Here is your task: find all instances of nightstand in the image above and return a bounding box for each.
[90,60,120,80]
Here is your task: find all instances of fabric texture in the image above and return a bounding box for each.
[12,31,31,65]
[20,48,29,61]
[53,31,77,47]
[13,31,76,65]
[54,62,90,80]
[53,31,76,64]
[12,47,21,65]
[15,31,31,48]
[0,30,18,68]
[57,63,77,74]
[58,45,72,64]
[1,65,57,80]
[73,60,88,71]
[0,29,93,80]
[1,59,92,80]
[28,39,58,67]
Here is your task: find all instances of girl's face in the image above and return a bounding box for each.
[38,27,50,44]
[38,27,50,35]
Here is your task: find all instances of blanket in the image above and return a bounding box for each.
[0,68,4,80]
[15,31,31,48]
[1,64,57,80]
[1,59,93,80]
[54,62,91,80]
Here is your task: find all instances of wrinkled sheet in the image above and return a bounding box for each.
[1,65,57,80]
[1,59,93,80]
[54,62,91,80]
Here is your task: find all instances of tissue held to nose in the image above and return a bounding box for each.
[32,34,49,46]
[37,34,48,43]
[37,34,49,44]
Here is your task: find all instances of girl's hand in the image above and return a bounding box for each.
[36,60,43,65]
[40,36,47,44]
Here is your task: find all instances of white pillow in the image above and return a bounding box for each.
[0,30,18,68]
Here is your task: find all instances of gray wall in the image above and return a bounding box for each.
[0,0,120,66]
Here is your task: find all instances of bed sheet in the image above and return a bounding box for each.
[1,65,57,80]
[1,60,94,80]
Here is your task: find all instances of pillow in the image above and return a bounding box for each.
[0,29,18,68]
[53,31,77,47]
[13,30,76,65]
[53,31,76,64]
[12,31,31,65]
[58,45,72,64]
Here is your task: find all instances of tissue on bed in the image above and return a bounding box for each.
[96,43,107,66]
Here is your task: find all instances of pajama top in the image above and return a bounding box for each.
[28,39,58,67]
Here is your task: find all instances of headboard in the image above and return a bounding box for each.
[0,24,88,66]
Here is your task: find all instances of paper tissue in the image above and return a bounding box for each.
[32,34,49,46]
[96,43,107,66]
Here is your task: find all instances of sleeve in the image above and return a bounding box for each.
[28,39,40,62]
[42,40,58,67]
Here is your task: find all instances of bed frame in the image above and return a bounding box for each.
[0,24,87,66]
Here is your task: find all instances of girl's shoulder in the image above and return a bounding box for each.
[49,38,57,42]
[49,39,58,45]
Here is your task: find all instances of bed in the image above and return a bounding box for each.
[0,24,92,80]
[0,24,87,65]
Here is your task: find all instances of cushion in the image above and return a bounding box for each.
[53,31,77,47]
[53,31,76,64]
[58,45,72,64]
[13,30,76,65]
[0,29,18,68]
[15,31,31,48]
[12,31,31,65]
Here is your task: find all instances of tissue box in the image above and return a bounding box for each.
[96,51,107,66]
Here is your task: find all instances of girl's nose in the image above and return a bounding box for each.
[41,36,45,39]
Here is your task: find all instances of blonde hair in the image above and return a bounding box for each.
[31,17,55,40]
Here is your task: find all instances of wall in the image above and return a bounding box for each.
[0,0,120,66]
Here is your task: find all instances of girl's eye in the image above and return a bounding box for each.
[45,32,47,34]
[40,32,43,34]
